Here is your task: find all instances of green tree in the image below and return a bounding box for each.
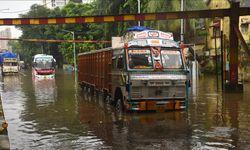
[9,0,208,67]
[11,2,100,67]
[15,5,53,66]
[57,2,103,64]
[94,0,207,41]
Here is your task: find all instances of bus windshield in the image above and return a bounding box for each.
[161,50,183,69]
[128,49,153,69]
[34,57,54,69]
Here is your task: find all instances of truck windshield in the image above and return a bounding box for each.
[161,50,183,69]
[34,57,53,69]
[128,49,153,69]
[3,62,18,66]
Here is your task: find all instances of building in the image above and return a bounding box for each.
[239,0,250,43]
[0,28,11,52]
[42,0,70,8]
[82,0,93,3]
[42,0,93,8]
[206,0,250,56]
[205,0,250,80]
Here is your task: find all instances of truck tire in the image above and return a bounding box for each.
[116,97,124,112]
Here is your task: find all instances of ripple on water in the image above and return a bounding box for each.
[192,127,236,149]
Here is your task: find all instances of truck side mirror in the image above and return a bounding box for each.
[117,57,123,69]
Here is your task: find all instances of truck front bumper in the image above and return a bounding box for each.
[125,99,187,111]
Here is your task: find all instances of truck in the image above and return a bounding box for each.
[32,54,56,79]
[0,52,19,75]
[78,26,190,111]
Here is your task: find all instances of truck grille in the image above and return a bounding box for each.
[131,80,186,99]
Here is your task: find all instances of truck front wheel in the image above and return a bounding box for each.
[116,98,124,112]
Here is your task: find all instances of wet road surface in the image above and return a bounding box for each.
[1,70,250,149]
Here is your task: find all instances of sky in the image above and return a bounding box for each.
[0,0,42,38]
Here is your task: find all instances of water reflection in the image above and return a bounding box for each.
[115,112,190,150]
[78,91,190,150]
[1,75,21,92]
[1,71,250,149]
[189,75,250,150]
[32,79,57,106]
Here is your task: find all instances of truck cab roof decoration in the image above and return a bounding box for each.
[127,26,151,31]
[128,39,179,48]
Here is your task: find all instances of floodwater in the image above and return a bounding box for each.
[1,70,250,150]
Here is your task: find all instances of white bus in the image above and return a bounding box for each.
[32,54,56,79]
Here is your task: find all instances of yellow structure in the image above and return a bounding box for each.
[206,0,230,57]
[206,0,250,81]
[206,0,250,57]
[240,16,250,42]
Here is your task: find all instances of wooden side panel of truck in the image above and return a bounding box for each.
[78,49,112,94]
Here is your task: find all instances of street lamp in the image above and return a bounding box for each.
[61,29,76,74]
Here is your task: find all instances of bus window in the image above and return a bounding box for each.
[34,57,54,69]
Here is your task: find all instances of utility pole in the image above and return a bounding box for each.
[61,29,76,75]
[180,0,184,43]
[214,28,218,91]
[137,0,141,26]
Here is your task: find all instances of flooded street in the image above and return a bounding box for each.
[1,70,250,149]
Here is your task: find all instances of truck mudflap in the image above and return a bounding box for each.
[124,100,187,111]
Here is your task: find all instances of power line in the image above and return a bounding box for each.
[0,37,111,43]
[0,9,34,14]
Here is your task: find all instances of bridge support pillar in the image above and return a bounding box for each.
[225,2,243,92]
